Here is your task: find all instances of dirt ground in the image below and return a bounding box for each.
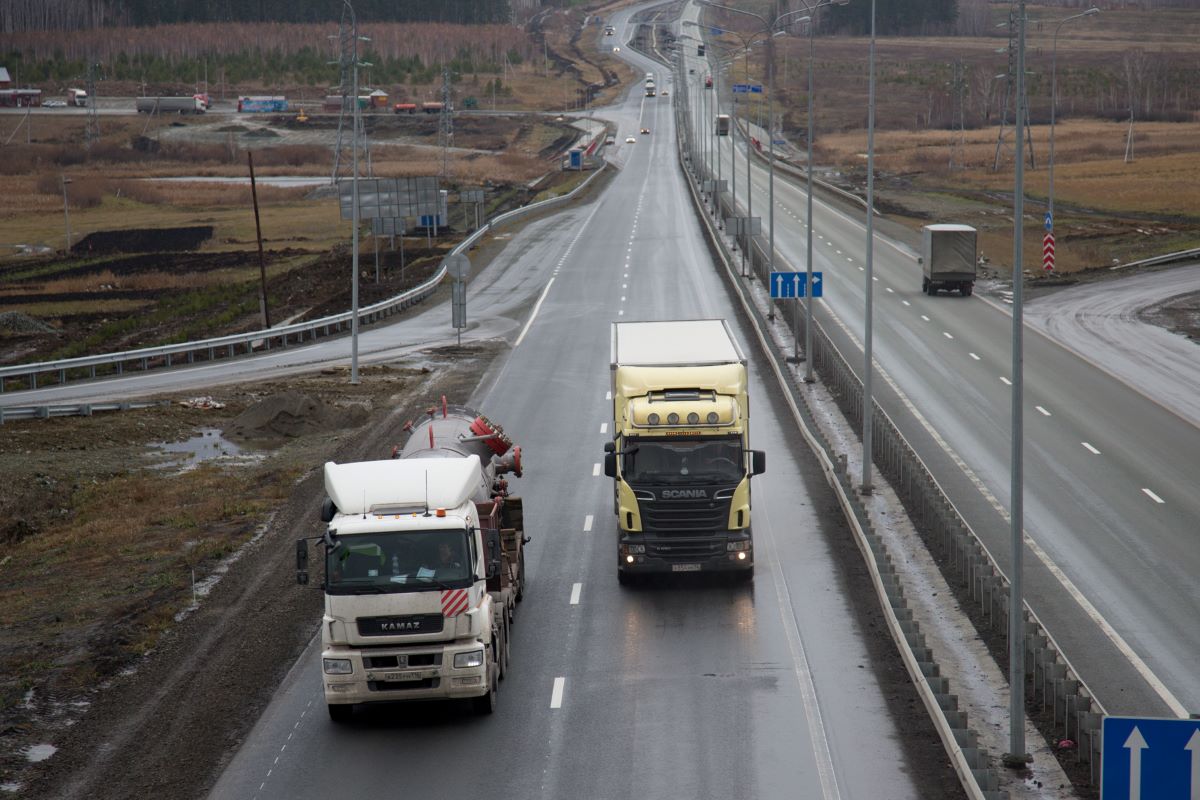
[0,344,504,798]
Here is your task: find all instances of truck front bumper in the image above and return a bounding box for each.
[322,640,489,706]
[617,533,753,574]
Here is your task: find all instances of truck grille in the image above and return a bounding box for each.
[368,678,440,692]
[646,538,726,560]
[639,496,731,533]
[363,653,441,669]
[356,614,444,637]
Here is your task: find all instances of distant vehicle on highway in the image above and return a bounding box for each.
[715,114,730,136]
[613,46,620,53]
[625,136,636,143]
[640,127,650,135]
[920,224,977,297]
[43,100,67,108]
[136,96,206,114]
[67,88,88,107]
[660,90,669,96]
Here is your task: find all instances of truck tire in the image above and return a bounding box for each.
[617,568,634,587]
[500,618,511,679]
[961,283,973,297]
[921,278,929,294]
[515,551,526,602]
[328,703,354,723]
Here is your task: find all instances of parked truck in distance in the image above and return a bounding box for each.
[604,320,765,584]
[135,96,205,114]
[298,399,527,722]
[715,114,730,136]
[920,224,977,296]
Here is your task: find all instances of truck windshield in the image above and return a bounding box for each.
[623,436,744,484]
[326,529,471,594]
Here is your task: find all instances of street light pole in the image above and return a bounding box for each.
[60,176,72,254]
[1004,0,1031,769]
[862,0,876,492]
[1048,7,1099,260]
[802,17,815,373]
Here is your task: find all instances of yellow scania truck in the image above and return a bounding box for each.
[604,320,765,583]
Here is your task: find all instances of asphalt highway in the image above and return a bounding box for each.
[680,5,1198,718]
[207,6,933,798]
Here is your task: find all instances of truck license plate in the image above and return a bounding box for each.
[671,563,702,572]
[383,671,423,682]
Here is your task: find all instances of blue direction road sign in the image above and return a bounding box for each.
[1101,716,1200,800]
[1044,211,1053,231]
[749,84,763,94]
[732,83,751,93]
[770,271,823,299]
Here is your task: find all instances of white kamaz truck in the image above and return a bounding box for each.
[297,400,527,721]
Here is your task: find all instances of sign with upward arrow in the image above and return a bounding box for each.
[1102,716,1200,800]
[770,271,822,299]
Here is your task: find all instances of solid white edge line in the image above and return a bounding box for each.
[550,677,565,708]
[514,277,555,348]
[1142,488,1165,504]
[569,583,582,605]
[583,514,594,532]
[1081,442,1101,455]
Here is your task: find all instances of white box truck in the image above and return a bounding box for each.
[920,224,977,296]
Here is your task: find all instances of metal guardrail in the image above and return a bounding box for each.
[677,85,1108,793]
[1110,246,1200,271]
[0,399,170,424]
[0,162,608,397]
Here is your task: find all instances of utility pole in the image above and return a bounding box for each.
[993,2,1035,172]
[439,68,453,180]
[84,61,100,147]
[330,6,371,186]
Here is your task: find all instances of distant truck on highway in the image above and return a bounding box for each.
[67,88,88,107]
[135,96,205,114]
[238,95,287,113]
[645,81,656,97]
[299,400,527,721]
[920,223,977,296]
[715,114,730,135]
[604,320,765,584]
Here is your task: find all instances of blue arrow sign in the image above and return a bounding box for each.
[1044,211,1053,231]
[1101,716,1200,800]
[770,271,823,299]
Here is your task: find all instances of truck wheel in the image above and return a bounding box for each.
[515,551,526,602]
[921,278,928,294]
[327,703,354,723]
[617,569,634,587]
[498,620,510,681]
[961,283,973,297]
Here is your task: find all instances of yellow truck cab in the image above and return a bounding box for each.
[604,320,765,583]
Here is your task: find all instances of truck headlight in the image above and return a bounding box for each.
[323,658,353,675]
[726,540,751,552]
[454,650,484,669]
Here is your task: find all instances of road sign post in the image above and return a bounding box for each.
[1101,716,1200,800]
[444,254,470,346]
[1043,231,1055,271]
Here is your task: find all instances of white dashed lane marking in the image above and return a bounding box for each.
[1142,488,1165,504]
[1081,442,1101,455]
[551,677,566,708]
[570,583,582,605]
[583,515,594,532]
[1000,376,1012,386]
[1036,405,1051,416]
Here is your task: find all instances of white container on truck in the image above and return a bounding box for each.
[135,96,205,114]
[604,320,765,583]
[920,223,977,296]
[715,114,731,136]
[297,400,527,721]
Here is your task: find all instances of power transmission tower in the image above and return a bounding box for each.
[438,68,454,180]
[993,2,1035,172]
[949,60,966,170]
[84,61,101,147]
[330,5,371,185]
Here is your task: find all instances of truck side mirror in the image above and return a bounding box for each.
[603,441,615,453]
[320,497,337,523]
[603,452,617,478]
[295,539,309,585]
[751,450,766,476]
[486,528,502,579]
[917,256,924,265]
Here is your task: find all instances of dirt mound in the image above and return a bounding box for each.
[73,226,214,254]
[223,391,366,441]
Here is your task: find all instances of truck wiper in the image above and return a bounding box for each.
[415,576,454,591]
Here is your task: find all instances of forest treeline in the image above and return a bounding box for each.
[1,0,524,33]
